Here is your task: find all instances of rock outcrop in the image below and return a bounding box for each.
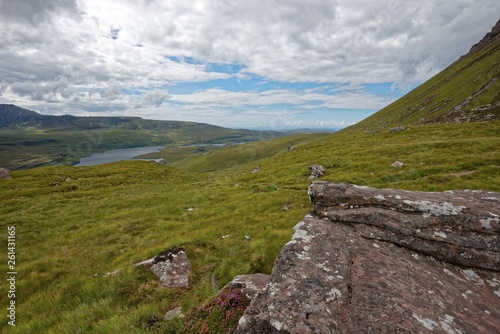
[237,182,500,333]
[470,17,500,53]
[137,248,191,288]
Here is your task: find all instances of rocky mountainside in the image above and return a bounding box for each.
[236,182,500,333]
[470,18,500,53]
[348,18,500,132]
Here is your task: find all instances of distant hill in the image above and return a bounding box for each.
[0,105,286,169]
[0,104,141,129]
[348,18,500,132]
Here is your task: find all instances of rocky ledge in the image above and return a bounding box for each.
[237,182,499,333]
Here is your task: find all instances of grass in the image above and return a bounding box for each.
[0,120,499,332]
[163,133,329,172]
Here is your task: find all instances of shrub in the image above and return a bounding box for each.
[182,289,251,334]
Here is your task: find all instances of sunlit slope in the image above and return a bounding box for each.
[169,133,329,172]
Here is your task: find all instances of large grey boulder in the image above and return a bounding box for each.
[237,182,499,333]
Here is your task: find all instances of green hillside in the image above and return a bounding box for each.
[137,133,329,173]
[1,119,499,332]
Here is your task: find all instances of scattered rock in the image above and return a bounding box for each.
[288,146,296,152]
[220,234,231,239]
[102,269,121,277]
[164,307,184,321]
[391,160,404,167]
[251,165,260,173]
[237,182,500,333]
[308,165,325,179]
[390,126,405,132]
[219,273,271,300]
[137,248,191,288]
[449,170,478,177]
[0,168,12,180]
[187,207,196,211]
[244,235,251,241]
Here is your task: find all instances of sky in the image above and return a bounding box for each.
[0,1,498,130]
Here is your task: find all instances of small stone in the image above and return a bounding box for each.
[308,165,325,179]
[0,168,12,180]
[390,126,405,133]
[251,165,260,173]
[245,236,251,240]
[164,307,184,321]
[391,161,404,167]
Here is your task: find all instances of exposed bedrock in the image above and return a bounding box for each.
[237,182,500,333]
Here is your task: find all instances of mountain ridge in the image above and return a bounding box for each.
[0,104,222,130]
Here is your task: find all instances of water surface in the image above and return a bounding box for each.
[75,146,165,166]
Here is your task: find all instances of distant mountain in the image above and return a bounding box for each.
[0,104,207,131]
[0,105,287,169]
[348,18,500,132]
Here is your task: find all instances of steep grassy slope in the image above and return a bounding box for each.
[1,119,498,333]
[348,31,500,132]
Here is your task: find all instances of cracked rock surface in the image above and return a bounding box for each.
[236,182,500,333]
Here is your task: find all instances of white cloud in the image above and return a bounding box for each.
[0,0,498,128]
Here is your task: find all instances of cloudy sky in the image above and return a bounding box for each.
[0,1,498,129]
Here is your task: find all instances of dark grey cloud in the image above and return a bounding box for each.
[9,77,72,102]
